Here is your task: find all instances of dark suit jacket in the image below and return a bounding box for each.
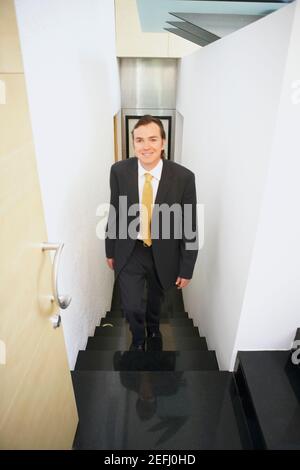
[105,157,198,290]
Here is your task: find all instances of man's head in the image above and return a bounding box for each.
[132,115,166,170]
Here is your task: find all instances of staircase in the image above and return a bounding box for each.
[71,284,300,450]
[72,284,252,450]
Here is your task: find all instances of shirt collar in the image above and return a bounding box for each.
[138,158,163,181]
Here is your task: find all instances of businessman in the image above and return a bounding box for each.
[105,115,198,351]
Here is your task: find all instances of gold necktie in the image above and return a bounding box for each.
[141,173,153,246]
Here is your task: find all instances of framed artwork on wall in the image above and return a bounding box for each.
[125,115,172,160]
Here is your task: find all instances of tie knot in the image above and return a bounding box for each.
[145,173,153,183]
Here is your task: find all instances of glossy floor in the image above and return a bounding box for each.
[72,370,251,450]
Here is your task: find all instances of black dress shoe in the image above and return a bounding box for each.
[147,333,163,351]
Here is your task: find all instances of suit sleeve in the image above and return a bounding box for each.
[105,166,119,258]
[178,173,198,279]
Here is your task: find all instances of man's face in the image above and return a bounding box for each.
[133,122,165,169]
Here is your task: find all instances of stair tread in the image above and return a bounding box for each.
[72,370,250,450]
[101,317,193,326]
[106,310,189,318]
[87,335,208,351]
[95,325,200,337]
[75,350,219,371]
[237,351,300,450]
[87,336,129,350]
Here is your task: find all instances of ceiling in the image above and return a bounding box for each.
[136,0,292,45]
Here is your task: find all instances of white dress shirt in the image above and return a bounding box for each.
[137,158,163,240]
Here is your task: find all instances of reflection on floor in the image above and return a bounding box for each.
[72,282,255,449]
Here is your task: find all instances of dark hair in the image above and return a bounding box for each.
[131,115,166,159]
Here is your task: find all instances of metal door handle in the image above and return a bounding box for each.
[41,242,72,312]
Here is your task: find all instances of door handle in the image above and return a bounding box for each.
[41,242,72,327]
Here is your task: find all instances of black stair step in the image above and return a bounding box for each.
[94,326,126,337]
[86,335,208,351]
[106,310,189,319]
[75,350,219,371]
[174,336,208,351]
[87,336,128,350]
[94,325,200,337]
[100,317,194,327]
[236,351,300,450]
[72,370,251,449]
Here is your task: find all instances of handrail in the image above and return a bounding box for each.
[41,242,72,310]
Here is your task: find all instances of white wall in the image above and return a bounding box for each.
[176,4,296,370]
[233,0,300,368]
[15,0,120,369]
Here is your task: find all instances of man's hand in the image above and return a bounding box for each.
[175,277,190,289]
[106,258,115,270]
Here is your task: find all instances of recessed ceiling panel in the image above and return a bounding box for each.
[169,12,263,36]
[137,0,285,32]
[166,20,220,42]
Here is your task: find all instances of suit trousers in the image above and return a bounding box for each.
[117,239,164,346]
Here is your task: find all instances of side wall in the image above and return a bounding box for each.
[176,4,295,369]
[15,0,121,369]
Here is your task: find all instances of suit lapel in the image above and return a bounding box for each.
[127,157,139,205]
[154,159,173,205]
